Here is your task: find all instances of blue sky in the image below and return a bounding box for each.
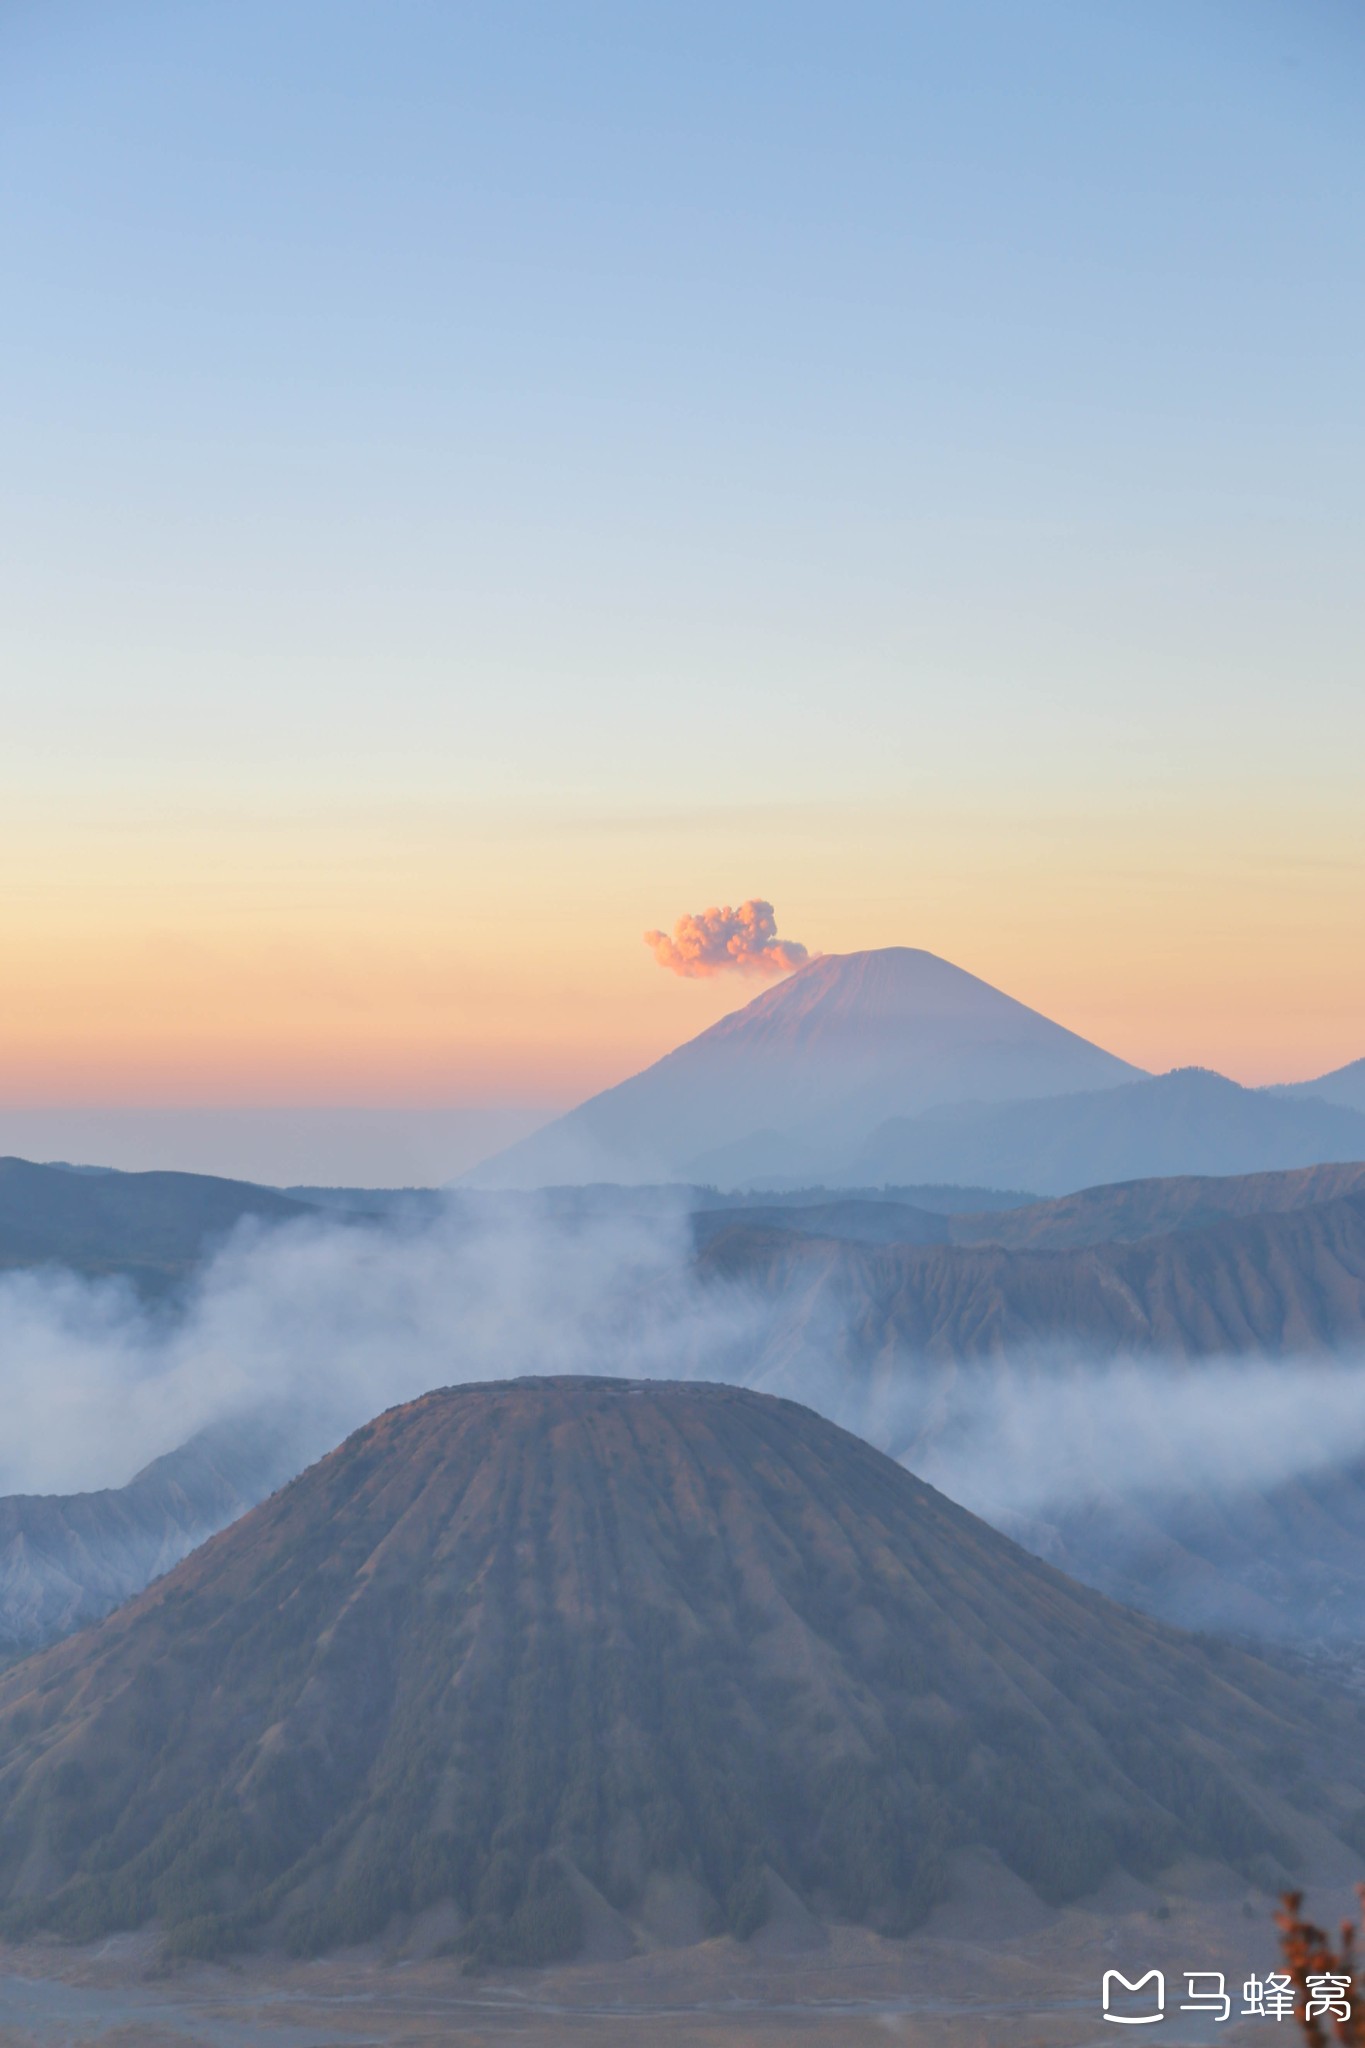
[5,0,1361,798]
[1,1,1362,1175]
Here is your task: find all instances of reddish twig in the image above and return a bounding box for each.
[1276,1888,1365,2043]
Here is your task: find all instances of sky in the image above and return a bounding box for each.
[1,0,1362,1180]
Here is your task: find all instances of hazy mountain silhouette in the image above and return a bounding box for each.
[840,1068,1365,1196]
[691,1197,960,1250]
[465,949,1144,1188]
[695,1163,1365,1255]
[1276,1058,1365,1116]
[0,1157,312,1294]
[2,1378,1356,1964]
[1005,1454,1365,1647]
[0,1418,300,1661]
[942,1160,1365,1251]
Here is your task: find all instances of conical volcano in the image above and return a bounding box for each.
[0,1378,1356,1963]
[465,948,1143,1187]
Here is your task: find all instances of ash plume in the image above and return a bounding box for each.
[643,899,809,979]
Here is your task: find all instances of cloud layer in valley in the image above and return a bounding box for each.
[4,1199,1365,1608]
[643,899,809,979]
[0,1200,759,1496]
[901,1355,1365,1524]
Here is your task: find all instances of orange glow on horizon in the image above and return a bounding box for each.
[2,792,1361,1107]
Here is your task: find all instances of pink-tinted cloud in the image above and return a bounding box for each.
[643,900,810,980]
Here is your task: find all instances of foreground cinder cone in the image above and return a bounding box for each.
[0,1376,1358,1962]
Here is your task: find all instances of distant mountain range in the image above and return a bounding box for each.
[2,1377,1358,1963]
[0,1156,312,1293]
[0,1157,444,1296]
[465,949,1365,1194]
[700,1185,1365,1386]
[695,1159,1365,1254]
[12,1146,1363,1284]
[844,1067,1365,1196]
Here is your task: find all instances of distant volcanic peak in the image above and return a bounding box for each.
[461,945,1144,1187]
[708,948,984,1026]
[698,947,1130,1053]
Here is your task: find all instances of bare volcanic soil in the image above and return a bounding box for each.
[0,1380,1360,1968]
[700,1189,1365,1366]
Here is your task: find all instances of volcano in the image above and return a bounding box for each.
[465,948,1143,1187]
[0,1378,1359,1964]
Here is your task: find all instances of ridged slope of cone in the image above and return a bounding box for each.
[0,1378,1357,1962]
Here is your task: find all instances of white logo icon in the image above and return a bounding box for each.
[1103,1970,1166,2025]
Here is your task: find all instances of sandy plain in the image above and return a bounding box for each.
[1,1855,1344,2048]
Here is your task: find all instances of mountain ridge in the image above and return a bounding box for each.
[695,1161,1365,1255]
[0,1418,300,1661]
[696,1187,1365,1386]
[838,1068,1365,1196]
[944,1158,1365,1250]
[1277,1058,1365,1116]
[0,1157,313,1294]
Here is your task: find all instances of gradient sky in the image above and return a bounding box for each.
[2,1,1363,1177]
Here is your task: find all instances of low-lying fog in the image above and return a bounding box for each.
[0,1200,738,1495]
[2,1197,1363,1547]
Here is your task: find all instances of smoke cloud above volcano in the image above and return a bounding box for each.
[644,899,809,979]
